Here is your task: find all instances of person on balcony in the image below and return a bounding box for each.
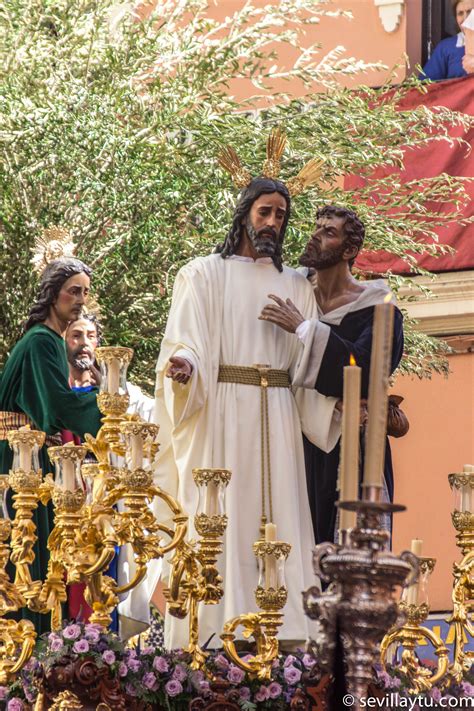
[420,0,474,81]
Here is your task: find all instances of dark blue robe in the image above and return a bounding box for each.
[304,305,404,545]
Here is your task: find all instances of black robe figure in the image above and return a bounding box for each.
[303,281,404,546]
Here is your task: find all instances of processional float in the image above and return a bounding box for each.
[0,345,291,685]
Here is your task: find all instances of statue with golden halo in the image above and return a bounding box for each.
[0,226,102,634]
[154,128,341,650]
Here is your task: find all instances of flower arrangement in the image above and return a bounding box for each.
[0,622,320,710]
[373,662,474,707]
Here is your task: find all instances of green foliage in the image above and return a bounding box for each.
[1,0,471,387]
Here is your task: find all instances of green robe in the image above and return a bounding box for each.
[0,324,102,633]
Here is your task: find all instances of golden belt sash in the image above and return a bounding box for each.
[217,365,291,535]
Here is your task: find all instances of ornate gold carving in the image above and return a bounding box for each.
[254,585,288,610]
[452,510,474,532]
[120,422,159,439]
[8,470,42,491]
[253,541,291,559]
[95,346,133,365]
[50,690,83,710]
[194,513,228,538]
[31,226,76,274]
[0,618,36,684]
[51,488,86,511]
[97,392,130,417]
[193,468,232,486]
[449,472,474,490]
[119,468,153,489]
[7,427,45,449]
[217,128,323,197]
[47,445,88,462]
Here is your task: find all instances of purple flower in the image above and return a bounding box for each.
[214,653,230,670]
[125,683,137,697]
[62,624,81,640]
[142,672,158,691]
[102,650,116,665]
[127,648,137,659]
[141,646,154,655]
[390,676,401,689]
[165,679,183,697]
[0,687,7,701]
[73,639,90,654]
[462,681,474,696]
[302,653,316,669]
[255,685,270,702]
[153,656,169,673]
[283,665,302,684]
[7,700,24,711]
[127,658,141,672]
[118,662,128,677]
[376,669,392,688]
[227,664,245,685]
[430,687,442,702]
[199,680,210,695]
[48,632,60,643]
[84,626,100,643]
[284,654,297,667]
[50,637,64,653]
[268,681,283,699]
[172,664,187,682]
[239,687,251,700]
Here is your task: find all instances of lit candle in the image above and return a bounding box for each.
[264,522,277,590]
[363,298,394,488]
[462,465,474,512]
[108,358,120,394]
[130,434,144,470]
[339,354,361,532]
[62,458,76,491]
[406,538,423,605]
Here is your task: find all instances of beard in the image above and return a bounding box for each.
[245,217,279,257]
[300,241,347,271]
[68,348,94,372]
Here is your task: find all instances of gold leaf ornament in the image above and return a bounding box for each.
[217,146,252,189]
[286,157,325,197]
[31,226,76,275]
[262,128,287,179]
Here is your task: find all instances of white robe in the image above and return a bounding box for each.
[153,253,339,649]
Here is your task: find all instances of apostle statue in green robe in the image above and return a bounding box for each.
[0,238,102,633]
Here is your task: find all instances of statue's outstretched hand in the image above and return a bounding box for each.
[166,356,193,384]
[259,294,304,334]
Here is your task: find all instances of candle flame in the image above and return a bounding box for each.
[384,293,392,304]
[349,353,356,366]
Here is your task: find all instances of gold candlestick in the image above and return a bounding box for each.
[165,468,231,670]
[381,557,449,694]
[221,537,291,680]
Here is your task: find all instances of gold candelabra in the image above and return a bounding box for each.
[221,536,291,680]
[380,557,449,693]
[164,468,231,670]
[447,468,474,681]
[0,346,190,681]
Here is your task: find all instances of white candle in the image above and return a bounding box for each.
[264,522,277,590]
[406,538,423,605]
[339,356,361,532]
[62,458,76,491]
[363,300,394,488]
[130,434,144,470]
[205,480,218,516]
[462,465,474,512]
[108,359,120,394]
[19,442,31,471]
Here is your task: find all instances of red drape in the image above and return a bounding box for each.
[349,75,474,275]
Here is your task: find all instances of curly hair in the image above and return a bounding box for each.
[66,312,103,345]
[214,177,291,272]
[24,258,92,332]
[316,205,365,268]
